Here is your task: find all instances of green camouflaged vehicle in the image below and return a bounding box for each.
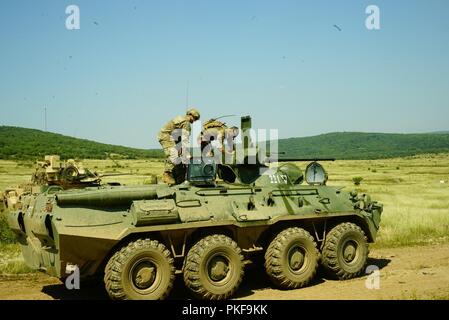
[4,116,383,300]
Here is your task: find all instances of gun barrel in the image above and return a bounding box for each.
[55,186,158,207]
[268,158,336,162]
[281,158,335,162]
[99,173,132,177]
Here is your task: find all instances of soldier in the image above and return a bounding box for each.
[198,119,240,159]
[158,108,201,185]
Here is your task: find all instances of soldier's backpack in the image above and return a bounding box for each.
[203,119,227,131]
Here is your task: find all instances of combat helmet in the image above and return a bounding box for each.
[186,108,201,120]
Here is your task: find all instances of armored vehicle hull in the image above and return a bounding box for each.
[7,177,382,300]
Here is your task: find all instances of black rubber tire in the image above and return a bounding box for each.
[104,239,175,300]
[183,234,244,300]
[265,227,319,289]
[321,222,369,280]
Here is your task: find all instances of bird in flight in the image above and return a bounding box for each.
[333,24,342,31]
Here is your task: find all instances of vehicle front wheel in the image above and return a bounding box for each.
[321,222,369,280]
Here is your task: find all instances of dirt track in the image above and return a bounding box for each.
[0,244,448,300]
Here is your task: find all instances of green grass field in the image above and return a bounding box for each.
[1,154,448,274]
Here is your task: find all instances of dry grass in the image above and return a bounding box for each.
[1,153,448,252]
[323,153,449,248]
[0,243,35,275]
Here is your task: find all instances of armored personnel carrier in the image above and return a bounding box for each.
[5,117,383,300]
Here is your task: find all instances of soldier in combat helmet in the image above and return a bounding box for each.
[158,108,201,185]
[198,118,240,160]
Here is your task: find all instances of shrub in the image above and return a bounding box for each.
[352,176,364,186]
[0,258,36,275]
[0,214,16,244]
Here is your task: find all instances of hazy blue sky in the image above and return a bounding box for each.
[0,0,448,148]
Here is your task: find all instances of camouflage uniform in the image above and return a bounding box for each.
[158,115,192,174]
[198,120,237,156]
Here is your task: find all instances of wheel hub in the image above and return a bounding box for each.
[343,242,357,263]
[208,257,229,282]
[289,248,305,271]
[133,263,156,289]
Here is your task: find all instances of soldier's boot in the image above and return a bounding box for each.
[162,171,176,185]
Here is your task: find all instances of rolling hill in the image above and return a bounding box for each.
[0,126,449,160]
[0,126,163,160]
[278,132,449,159]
